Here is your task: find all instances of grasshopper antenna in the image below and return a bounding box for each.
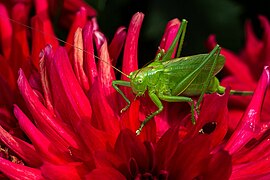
[3,15,130,78]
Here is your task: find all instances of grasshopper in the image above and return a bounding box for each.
[112,19,253,135]
[3,15,252,135]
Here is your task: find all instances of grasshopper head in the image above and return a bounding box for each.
[129,69,148,96]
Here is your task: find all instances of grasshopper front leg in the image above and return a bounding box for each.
[112,80,131,113]
[136,91,195,135]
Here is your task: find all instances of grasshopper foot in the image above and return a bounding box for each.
[136,121,146,135]
[120,105,130,113]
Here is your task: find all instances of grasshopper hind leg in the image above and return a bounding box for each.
[196,45,221,111]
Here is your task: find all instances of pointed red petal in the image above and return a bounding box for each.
[159,18,180,57]
[225,66,270,154]
[122,12,144,80]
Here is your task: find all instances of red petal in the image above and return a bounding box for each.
[82,22,98,86]
[167,135,211,179]
[0,124,42,167]
[65,7,87,53]
[203,150,232,180]
[41,162,88,179]
[207,35,256,84]
[120,12,144,108]
[9,3,30,74]
[240,19,263,69]
[0,4,12,59]
[0,157,43,180]
[233,133,270,164]
[86,167,126,180]
[259,16,270,65]
[88,80,119,135]
[187,88,230,148]
[57,0,96,29]
[155,128,180,170]
[14,105,67,164]
[44,46,92,129]
[94,31,117,105]
[72,28,90,92]
[159,18,180,57]
[31,14,58,69]
[231,158,270,179]
[225,66,270,154]
[122,12,143,82]
[114,129,149,171]
[17,69,82,153]
[109,27,127,66]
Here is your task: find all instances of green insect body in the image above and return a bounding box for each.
[112,19,252,135]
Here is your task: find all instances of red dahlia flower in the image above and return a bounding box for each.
[0,1,270,179]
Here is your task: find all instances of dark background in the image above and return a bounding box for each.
[85,0,269,66]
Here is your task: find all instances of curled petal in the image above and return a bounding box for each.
[225,66,270,154]
[72,28,90,92]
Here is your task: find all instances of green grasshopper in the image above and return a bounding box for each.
[5,15,252,135]
[112,19,253,135]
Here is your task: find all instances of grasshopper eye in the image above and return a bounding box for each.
[137,79,143,83]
